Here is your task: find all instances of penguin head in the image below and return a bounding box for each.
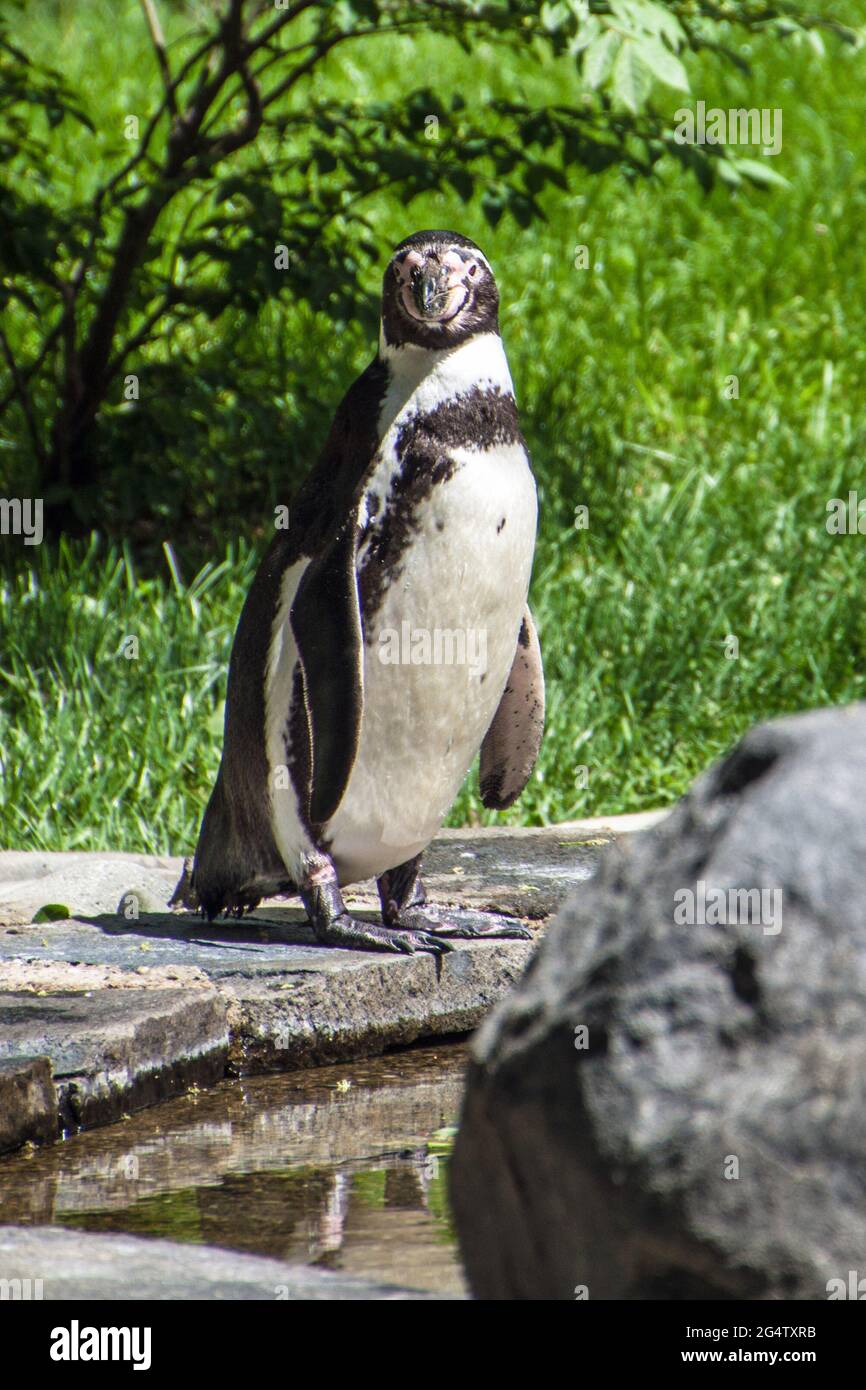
[380,230,500,350]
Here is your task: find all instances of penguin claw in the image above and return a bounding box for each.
[318,913,453,956]
[390,929,454,956]
[394,905,533,940]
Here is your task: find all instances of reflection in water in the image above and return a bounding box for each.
[0,1042,468,1295]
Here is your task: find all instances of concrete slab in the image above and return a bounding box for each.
[0,917,534,1077]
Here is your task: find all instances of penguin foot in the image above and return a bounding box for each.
[300,875,452,955]
[391,904,533,940]
[377,858,532,940]
[319,913,454,955]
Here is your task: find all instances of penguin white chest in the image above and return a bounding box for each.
[326,440,537,884]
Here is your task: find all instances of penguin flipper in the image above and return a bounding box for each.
[291,521,364,826]
[479,605,545,810]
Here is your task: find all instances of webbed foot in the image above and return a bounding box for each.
[317,911,453,955]
[393,903,532,940]
[301,871,452,955]
[377,855,532,940]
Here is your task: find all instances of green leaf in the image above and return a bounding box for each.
[540,1,570,32]
[569,15,600,56]
[583,30,621,90]
[446,167,474,200]
[716,160,743,187]
[732,158,789,189]
[609,0,684,47]
[636,37,689,92]
[480,187,505,227]
[612,39,649,113]
[206,701,225,737]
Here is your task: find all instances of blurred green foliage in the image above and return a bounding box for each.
[1,0,857,546]
[1,0,865,849]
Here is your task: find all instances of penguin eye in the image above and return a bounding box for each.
[467,263,478,278]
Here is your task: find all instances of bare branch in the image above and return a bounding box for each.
[0,317,64,420]
[138,0,177,115]
[0,326,47,465]
[246,0,319,54]
[199,60,262,161]
[72,16,257,422]
[104,292,179,382]
[260,31,367,109]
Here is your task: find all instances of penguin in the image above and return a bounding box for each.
[172,230,545,954]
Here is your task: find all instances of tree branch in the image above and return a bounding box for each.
[0,326,47,465]
[138,0,177,115]
[104,292,180,382]
[0,317,64,420]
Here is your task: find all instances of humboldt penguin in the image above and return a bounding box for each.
[173,230,545,953]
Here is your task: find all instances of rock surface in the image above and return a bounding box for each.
[0,1225,443,1299]
[0,1057,57,1155]
[0,987,229,1131]
[0,855,179,926]
[451,705,866,1300]
[0,817,662,1150]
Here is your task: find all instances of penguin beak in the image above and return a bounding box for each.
[412,267,448,319]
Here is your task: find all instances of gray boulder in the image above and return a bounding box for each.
[451,704,866,1299]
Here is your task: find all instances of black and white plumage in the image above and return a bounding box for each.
[173,230,545,954]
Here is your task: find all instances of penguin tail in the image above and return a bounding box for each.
[172,773,253,920]
[168,857,199,912]
[168,851,226,921]
[180,768,297,921]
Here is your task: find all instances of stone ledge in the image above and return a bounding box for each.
[0,988,230,1131]
[0,816,663,1151]
[0,1057,57,1156]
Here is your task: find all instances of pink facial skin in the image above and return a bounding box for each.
[395,247,480,323]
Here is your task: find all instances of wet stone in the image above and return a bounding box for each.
[0,1056,58,1155]
[0,989,229,1132]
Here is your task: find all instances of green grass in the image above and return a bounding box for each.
[2,1,866,852]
